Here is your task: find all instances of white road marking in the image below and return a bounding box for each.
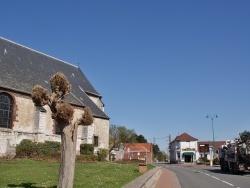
[167,165,238,187]
[211,176,220,180]
[221,180,234,186]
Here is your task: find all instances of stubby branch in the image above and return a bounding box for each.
[50,72,71,100]
[79,107,94,126]
[31,72,73,122]
[31,85,49,106]
[55,103,74,123]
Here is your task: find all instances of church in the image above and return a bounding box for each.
[0,37,109,156]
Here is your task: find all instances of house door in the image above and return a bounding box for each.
[183,152,194,163]
[185,155,192,163]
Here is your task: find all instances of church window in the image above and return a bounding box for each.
[94,136,99,147]
[0,93,13,128]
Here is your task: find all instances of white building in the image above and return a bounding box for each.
[169,133,199,163]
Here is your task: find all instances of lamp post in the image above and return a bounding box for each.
[206,114,218,165]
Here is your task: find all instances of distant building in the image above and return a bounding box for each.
[112,143,153,163]
[169,133,199,163]
[0,37,109,156]
[198,141,225,160]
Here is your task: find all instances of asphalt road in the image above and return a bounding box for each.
[155,163,250,188]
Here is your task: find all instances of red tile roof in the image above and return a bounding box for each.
[198,141,225,151]
[124,143,152,152]
[174,133,198,142]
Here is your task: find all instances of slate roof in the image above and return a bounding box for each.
[0,37,109,119]
[124,143,152,152]
[174,132,198,142]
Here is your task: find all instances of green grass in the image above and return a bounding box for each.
[0,159,154,188]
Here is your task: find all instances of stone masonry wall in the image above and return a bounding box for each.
[0,90,109,156]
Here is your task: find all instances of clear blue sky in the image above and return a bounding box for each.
[1,1,250,151]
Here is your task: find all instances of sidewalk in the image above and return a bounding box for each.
[123,166,181,188]
[155,168,181,188]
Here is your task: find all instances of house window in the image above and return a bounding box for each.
[0,93,13,128]
[94,136,99,147]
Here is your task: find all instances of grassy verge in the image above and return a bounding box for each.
[0,159,154,188]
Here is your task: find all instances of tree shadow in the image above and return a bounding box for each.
[7,182,56,188]
[204,168,228,174]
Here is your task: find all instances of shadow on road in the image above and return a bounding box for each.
[204,168,230,174]
[205,168,250,176]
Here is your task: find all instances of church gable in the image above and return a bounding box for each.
[0,37,110,156]
[0,37,109,119]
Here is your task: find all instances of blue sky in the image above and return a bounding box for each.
[1,1,250,151]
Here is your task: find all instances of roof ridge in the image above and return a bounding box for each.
[175,132,198,141]
[77,67,101,96]
[0,36,78,68]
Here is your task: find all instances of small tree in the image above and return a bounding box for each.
[136,134,148,143]
[109,124,137,152]
[31,72,93,188]
[152,144,160,159]
[239,130,250,143]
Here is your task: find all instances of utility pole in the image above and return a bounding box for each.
[206,114,218,166]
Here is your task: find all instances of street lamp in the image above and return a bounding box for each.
[206,114,218,161]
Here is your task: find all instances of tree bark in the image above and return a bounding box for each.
[57,122,78,188]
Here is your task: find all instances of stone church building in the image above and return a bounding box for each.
[0,37,109,156]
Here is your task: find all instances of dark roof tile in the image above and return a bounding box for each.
[0,37,109,119]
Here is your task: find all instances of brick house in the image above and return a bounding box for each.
[113,143,153,163]
[198,141,225,160]
[0,37,109,156]
[123,143,153,163]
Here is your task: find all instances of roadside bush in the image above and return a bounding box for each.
[98,148,108,161]
[39,141,61,157]
[16,139,37,158]
[198,157,209,164]
[16,139,60,159]
[76,154,98,163]
[80,144,94,155]
[213,157,219,165]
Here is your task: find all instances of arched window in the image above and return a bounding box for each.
[0,93,13,128]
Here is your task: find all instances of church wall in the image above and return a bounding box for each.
[94,118,109,150]
[0,90,109,156]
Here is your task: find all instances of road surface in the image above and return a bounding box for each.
[155,163,250,188]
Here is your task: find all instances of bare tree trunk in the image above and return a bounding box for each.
[57,122,78,188]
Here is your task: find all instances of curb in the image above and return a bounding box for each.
[122,167,162,188]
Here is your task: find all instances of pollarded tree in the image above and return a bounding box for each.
[31,72,93,188]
